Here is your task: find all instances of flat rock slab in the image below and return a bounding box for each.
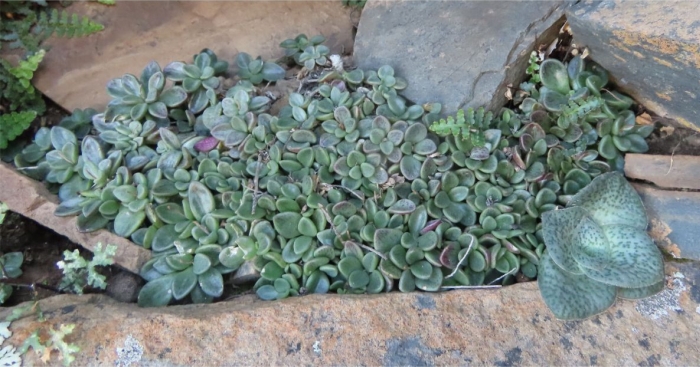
[2,262,699,366]
[354,0,567,115]
[0,162,150,274]
[567,0,700,132]
[633,183,700,261]
[625,154,700,190]
[16,1,354,111]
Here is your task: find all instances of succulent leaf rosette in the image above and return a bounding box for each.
[538,172,664,320]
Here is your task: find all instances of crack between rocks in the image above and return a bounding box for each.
[504,3,564,67]
[457,70,500,108]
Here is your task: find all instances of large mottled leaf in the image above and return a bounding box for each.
[571,215,611,270]
[540,206,587,274]
[567,172,647,229]
[538,252,616,320]
[581,224,664,288]
[617,280,665,300]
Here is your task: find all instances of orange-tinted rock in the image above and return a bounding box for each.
[625,154,700,190]
[567,1,700,131]
[2,267,699,366]
[14,1,354,112]
[0,162,150,273]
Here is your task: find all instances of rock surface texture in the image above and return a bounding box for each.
[2,263,699,366]
[0,162,150,274]
[567,0,700,131]
[633,183,700,262]
[625,154,700,190]
[353,0,568,115]
[8,1,354,111]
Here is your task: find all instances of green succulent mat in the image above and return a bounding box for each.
[10,38,657,316]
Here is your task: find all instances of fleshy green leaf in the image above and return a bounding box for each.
[568,172,647,229]
[538,252,616,320]
[138,275,174,307]
[581,224,664,288]
[541,206,587,274]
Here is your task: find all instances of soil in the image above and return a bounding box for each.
[0,211,121,306]
[646,126,700,156]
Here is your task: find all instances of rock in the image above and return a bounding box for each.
[625,154,700,190]
[7,1,354,112]
[353,0,568,115]
[2,264,699,366]
[567,1,700,132]
[633,183,700,261]
[0,162,150,274]
[231,260,260,285]
[106,271,143,303]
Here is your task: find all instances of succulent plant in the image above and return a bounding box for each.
[105,61,188,125]
[298,44,330,70]
[235,52,286,85]
[11,38,659,315]
[164,49,228,114]
[59,108,98,139]
[538,172,664,320]
[279,34,326,65]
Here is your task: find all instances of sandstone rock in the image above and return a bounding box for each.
[353,0,567,115]
[2,262,699,366]
[0,162,150,274]
[106,271,144,303]
[625,154,700,190]
[10,1,354,112]
[567,0,700,132]
[633,183,700,261]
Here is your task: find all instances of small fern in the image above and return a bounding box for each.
[556,96,602,129]
[430,107,493,147]
[0,49,45,115]
[36,9,104,39]
[0,111,36,149]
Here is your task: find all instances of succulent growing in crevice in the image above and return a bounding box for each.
[11,37,659,314]
[538,172,664,320]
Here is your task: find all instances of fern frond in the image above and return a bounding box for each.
[8,49,44,88]
[0,111,37,149]
[557,96,602,128]
[37,9,104,39]
[430,107,495,147]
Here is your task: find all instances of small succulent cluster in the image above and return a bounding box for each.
[279,34,330,70]
[539,172,664,320]
[13,36,656,314]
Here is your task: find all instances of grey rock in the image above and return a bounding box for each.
[354,0,568,116]
[231,260,260,285]
[106,271,143,303]
[633,183,700,261]
[567,0,700,132]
